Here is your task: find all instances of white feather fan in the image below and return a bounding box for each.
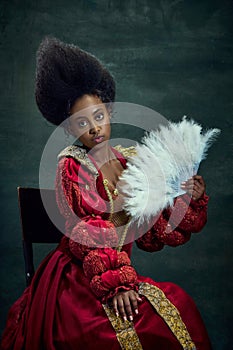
[119,117,220,224]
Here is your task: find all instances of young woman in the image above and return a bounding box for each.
[1,37,212,350]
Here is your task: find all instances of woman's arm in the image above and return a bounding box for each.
[136,175,209,252]
[56,157,139,307]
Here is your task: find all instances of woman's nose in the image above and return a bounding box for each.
[89,122,101,134]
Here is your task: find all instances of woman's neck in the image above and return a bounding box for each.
[87,141,115,169]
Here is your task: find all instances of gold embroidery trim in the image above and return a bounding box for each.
[58,145,137,176]
[138,282,196,350]
[103,178,131,252]
[114,145,137,158]
[102,304,143,350]
[58,145,99,176]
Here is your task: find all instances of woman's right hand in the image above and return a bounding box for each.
[112,290,142,321]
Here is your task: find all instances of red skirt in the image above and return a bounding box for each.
[1,243,211,350]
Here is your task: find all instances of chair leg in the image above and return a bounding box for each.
[22,240,35,286]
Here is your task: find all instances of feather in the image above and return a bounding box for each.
[119,117,220,224]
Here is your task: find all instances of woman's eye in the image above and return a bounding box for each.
[95,113,104,121]
[78,120,88,128]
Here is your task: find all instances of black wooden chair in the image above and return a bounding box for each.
[17,187,65,286]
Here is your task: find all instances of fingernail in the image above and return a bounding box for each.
[116,312,119,317]
[123,316,127,322]
[129,315,133,321]
[181,182,186,185]
[135,309,138,315]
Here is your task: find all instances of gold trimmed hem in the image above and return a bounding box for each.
[102,304,143,350]
[138,282,196,350]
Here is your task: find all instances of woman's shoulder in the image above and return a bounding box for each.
[56,144,137,181]
[58,144,137,164]
[57,145,99,177]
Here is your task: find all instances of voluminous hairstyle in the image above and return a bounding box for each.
[35,36,115,125]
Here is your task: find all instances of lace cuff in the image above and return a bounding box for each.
[90,266,138,302]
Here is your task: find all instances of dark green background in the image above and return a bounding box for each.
[0,1,232,349]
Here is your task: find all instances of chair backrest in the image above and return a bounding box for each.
[17,187,65,286]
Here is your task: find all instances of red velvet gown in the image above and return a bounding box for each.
[1,145,212,350]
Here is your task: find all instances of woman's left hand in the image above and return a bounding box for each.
[112,290,142,321]
[180,175,206,201]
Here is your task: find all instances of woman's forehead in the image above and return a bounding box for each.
[70,94,103,115]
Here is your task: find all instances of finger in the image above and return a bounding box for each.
[122,294,134,321]
[192,190,204,201]
[191,191,198,200]
[181,180,194,189]
[193,181,205,195]
[193,179,202,188]
[193,187,204,197]
[136,293,143,302]
[129,292,139,315]
[186,184,195,191]
[193,175,205,186]
[191,187,204,199]
[193,183,202,192]
[194,185,205,196]
[193,174,203,181]
[135,293,142,314]
[112,296,119,317]
[181,185,194,194]
[117,296,127,322]
[181,178,194,185]
[181,177,205,200]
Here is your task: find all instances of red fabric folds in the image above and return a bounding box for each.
[69,217,118,260]
[1,149,212,350]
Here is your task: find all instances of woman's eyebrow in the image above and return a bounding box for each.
[92,107,104,115]
[74,108,104,119]
[74,115,87,120]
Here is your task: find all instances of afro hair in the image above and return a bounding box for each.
[35,36,115,125]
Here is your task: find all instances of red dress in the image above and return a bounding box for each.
[1,146,212,350]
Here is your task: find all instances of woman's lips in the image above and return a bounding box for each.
[93,136,104,143]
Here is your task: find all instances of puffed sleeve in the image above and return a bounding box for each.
[136,192,209,252]
[56,157,138,303]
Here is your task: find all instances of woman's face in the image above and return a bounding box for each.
[68,94,111,149]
